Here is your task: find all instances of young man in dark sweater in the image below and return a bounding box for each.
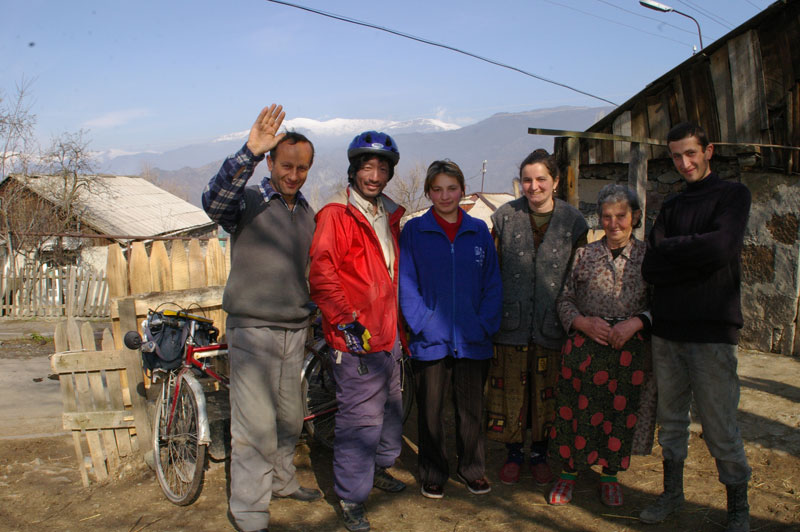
[203,104,322,532]
[640,122,751,532]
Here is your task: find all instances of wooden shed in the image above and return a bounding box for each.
[547,0,800,356]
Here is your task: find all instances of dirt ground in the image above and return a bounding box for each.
[1,331,798,532]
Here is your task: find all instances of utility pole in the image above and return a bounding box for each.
[480,160,487,192]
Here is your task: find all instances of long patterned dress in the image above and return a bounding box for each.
[549,237,654,472]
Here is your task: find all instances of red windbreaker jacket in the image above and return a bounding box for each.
[309,187,408,353]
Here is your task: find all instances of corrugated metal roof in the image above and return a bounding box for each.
[13,174,214,239]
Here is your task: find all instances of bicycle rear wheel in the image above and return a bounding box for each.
[153,377,206,505]
[302,353,337,448]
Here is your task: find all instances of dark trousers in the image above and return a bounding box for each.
[413,356,489,485]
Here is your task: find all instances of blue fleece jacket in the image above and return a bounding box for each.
[399,208,502,361]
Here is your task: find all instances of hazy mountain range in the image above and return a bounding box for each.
[95,105,612,208]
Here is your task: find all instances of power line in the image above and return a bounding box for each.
[264,0,618,106]
[543,0,693,48]
[674,0,735,30]
[591,0,697,36]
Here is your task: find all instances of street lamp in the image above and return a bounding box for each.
[640,0,704,50]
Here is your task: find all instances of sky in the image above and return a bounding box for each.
[1,0,775,154]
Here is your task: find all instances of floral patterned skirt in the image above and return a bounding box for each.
[549,332,652,472]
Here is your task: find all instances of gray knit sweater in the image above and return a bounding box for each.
[223,186,316,329]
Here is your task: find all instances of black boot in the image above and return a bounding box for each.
[639,460,685,523]
[725,482,749,532]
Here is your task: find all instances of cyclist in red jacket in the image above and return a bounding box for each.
[309,131,407,532]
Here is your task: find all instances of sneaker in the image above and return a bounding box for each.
[373,467,406,493]
[548,478,575,505]
[420,482,444,499]
[457,473,491,495]
[499,461,521,485]
[600,480,623,507]
[531,461,554,485]
[339,500,370,532]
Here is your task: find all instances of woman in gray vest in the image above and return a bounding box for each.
[486,149,588,486]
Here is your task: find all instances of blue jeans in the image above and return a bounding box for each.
[332,339,403,503]
[652,336,751,485]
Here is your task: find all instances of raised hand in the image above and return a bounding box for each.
[246,104,286,157]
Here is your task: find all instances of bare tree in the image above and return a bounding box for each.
[0,78,38,277]
[0,77,37,178]
[1,130,101,271]
[386,162,429,213]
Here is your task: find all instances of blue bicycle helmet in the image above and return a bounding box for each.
[347,131,400,165]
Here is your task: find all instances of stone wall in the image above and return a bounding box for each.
[575,158,800,356]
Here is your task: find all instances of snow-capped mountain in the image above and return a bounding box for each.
[98,116,461,175]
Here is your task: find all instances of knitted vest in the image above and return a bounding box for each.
[491,197,587,348]
[223,186,316,329]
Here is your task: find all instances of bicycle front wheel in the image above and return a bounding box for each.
[302,353,337,449]
[153,377,206,505]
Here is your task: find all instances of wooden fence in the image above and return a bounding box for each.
[105,238,230,348]
[0,265,109,318]
[49,237,231,485]
[51,318,150,486]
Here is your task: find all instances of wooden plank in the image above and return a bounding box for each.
[101,329,115,351]
[188,239,206,289]
[105,367,133,457]
[149,240,172,293]
[53,321,68,353]
[100,328,134,455]
[76,268,90,318]
[128,286,225,317]
[86,365,121,473]
[128,242,152,296]
[710,44,736,143]
[121,347,152,453]
[669,74,688,124]
[51,350,128,373]
[105,244,128,298]
[630,101,652,160]
[628,143,648,242]
[729,29,769,144]
[612,111,631,163]
[171,240,190,290]
[80,321,95,352]
[61,411,136,430]
[66,317,82,351]
[117,298,139,352]
[565,137,579,207]
[72,371,108,482]
[646,91,670,158]
[100,429,120,473]
[54,363,90,487]
[65,267,76,318]
[205,237,227,286]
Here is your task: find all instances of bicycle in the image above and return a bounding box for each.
[125,309,415,505]
[124,309,228,505]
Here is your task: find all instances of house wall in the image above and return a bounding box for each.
[577,158,800,357]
